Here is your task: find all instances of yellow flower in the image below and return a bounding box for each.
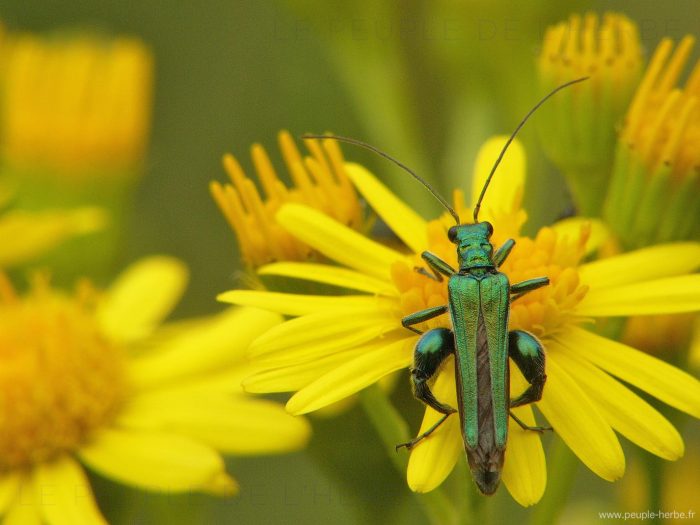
[537,12,643,214]
[601,35,699,366]
[0,257,310,522]
[618,442,700,519]
[221,137,700,506]
[604,35,700,248]
[0,30,153,175]
[622,313,696,356]
[210,131,364,268]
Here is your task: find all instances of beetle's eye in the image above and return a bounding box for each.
[483,221,494,237]
[448,226,458,243]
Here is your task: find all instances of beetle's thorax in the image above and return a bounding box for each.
[448,222,496,274]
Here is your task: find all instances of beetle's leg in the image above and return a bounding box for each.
[401,305,448,334]
[493,239,515,267]
[411,328,456,413]
[508,330,547,408]
[397,328,457,451]
[396,413,454,451]
[509,410,551,433]
[510,277,549,302]
[415,251,456,282]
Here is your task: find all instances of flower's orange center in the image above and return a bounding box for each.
[1,35,153,173]
[0,280,125,469]
[390,220,591,340]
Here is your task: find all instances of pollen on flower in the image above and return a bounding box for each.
[0,275,125,469]
[0,33,153,174]
[211,130,364,268]
[391,219,590,339]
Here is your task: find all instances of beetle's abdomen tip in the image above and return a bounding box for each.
[474,470,500,495]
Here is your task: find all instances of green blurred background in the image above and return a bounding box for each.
[1,1,698,523]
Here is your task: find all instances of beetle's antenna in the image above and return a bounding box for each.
[302,133,461,224]
[472,76,589,223]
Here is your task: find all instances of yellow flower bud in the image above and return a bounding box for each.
[604,36,699,248]
[211,131,365,268]
[537,13,643,215]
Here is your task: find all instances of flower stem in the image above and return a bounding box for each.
[359,384,459,525]
[529,438,578,525]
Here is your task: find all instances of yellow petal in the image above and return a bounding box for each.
[578,274,700,316]
[551,218,611,255]
[202,472,239,497]
[579,242,700,289]
[98,256,188,344]
[537,355,625,481]
[345,163,428,252]
[258,262,397,296]
[128,307,281,391]
[4,476,40,525]
[553,348,683,460]
[557,326,700,418]
[0,472,21,515]
[118,390,311,455]
[243,348,361,393]
[501,368,546,506]
[254,328,405,370]
[250,309,398,358]
[78,428,229,493]
[277,204,404,280]
[34,455,107,525]
[218,289,395,316]
[501,410,546,506]
[471,136,525,220]
[407,360,462,492]
[0,207,106,268]
[145,366,253,396]
[287,337,414,414]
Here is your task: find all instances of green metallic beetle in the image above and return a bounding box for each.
[398,215,550,495]
[396,77,587,495]
[305,76,587,495]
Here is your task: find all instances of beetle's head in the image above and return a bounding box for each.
[447,222,495,271]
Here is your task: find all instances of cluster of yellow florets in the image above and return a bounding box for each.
[390,221,590,340]
[0,277,125,468]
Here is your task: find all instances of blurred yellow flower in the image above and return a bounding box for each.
[604,35,700,248]
[690,318,700,369]
[0,257,310,522]
[618,443,700,519]
[221,137,700,506]
[622,313,696,356]
[0,31,153,175]
[537,12,642,214]
[210,131,364,268]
